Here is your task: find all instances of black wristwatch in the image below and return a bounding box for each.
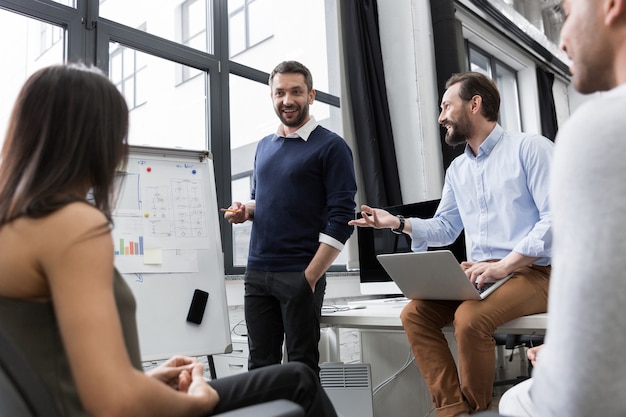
[391,215,405,235]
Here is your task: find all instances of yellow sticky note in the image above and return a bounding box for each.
[143,248,162,265]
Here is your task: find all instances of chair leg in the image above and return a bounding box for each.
[496,345,505,368]
[493,345,531,388]
[517,345,526,363]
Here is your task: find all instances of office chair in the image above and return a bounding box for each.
[0,327,304,417]
[492,333,544,387]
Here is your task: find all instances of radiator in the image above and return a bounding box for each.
[320,363,373,417]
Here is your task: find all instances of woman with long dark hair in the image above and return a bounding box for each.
[0,63,336,417]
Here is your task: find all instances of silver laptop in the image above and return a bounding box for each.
[376,250,513,300]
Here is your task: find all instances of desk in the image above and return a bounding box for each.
[320,300,547,417]
[321,299,548,334]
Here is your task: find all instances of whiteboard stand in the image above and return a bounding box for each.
[113,146,232,363]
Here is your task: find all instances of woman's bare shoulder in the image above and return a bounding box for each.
[34,202,110,246]
[0,203,110,299]
[47,202,107,227]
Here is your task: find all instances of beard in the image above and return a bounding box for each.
[443,112,472,147]
[277,103,310,128]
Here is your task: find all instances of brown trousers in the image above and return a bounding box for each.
[400,264,550,417]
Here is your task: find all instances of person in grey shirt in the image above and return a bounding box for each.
[499,0,626,415]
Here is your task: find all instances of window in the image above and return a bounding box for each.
[468,44,522,132]
[109,39,148,111]
[228,0,273,57]
[0,0,344,275]
[504,0,564,46]
[179,0,207,82]
[51,0,76,7]
[228,0,340,97]
[108,44,209,150]
[230,174,252,266]
[100,0,214,53]
[0,8,66,151]
[39,22,64,55]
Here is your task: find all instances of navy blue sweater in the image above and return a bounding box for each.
[248,125,357,272]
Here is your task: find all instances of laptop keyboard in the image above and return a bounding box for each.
[475,282,495,294]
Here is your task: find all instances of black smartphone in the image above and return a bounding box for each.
[186,289,209,324]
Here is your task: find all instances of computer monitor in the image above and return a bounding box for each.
[357,200,467,296]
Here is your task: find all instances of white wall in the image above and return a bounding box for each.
[377,0,445,204]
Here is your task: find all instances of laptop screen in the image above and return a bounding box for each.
[357,200,467,296]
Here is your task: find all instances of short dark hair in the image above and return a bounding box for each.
[445,72,500,122]
[0,63,129,225]
[269,61,313,92]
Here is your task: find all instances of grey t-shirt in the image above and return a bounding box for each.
[532,83,626,416]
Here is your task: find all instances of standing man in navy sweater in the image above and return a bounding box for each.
[224,61,357,374]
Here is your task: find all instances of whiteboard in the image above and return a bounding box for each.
[112,146,231,361]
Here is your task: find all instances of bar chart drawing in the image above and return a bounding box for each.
[116,236,144,256]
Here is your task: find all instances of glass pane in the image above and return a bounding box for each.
[233,223,252,266]
[187,0,206,38]
[0,10,65,150]
[229,0,340,96]
[109,43,208,150]
[495,62,522,132]
[228,9,246,57]
[228,0,245,12]
[110,51,122,83]
[187,33,206,52]
[100,0,213,54]
[231,176,252,266]
[228,73,343,267]
[52,0,76,7]
[231,176,251,202]
[468,47,492,77]
[248,0,272,46]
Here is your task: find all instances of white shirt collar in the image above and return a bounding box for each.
[275,116,318,141]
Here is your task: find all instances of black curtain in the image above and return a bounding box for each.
[536,67,559,141]
[429,0,465,171]
[340,0,402,208]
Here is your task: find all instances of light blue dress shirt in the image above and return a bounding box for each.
[408,124,553,266]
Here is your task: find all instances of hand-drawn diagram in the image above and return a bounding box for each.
[171,179,208,238]
[112,156,211,273]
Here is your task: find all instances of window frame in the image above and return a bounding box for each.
[0,0,344,277]
[456,2,545,140]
